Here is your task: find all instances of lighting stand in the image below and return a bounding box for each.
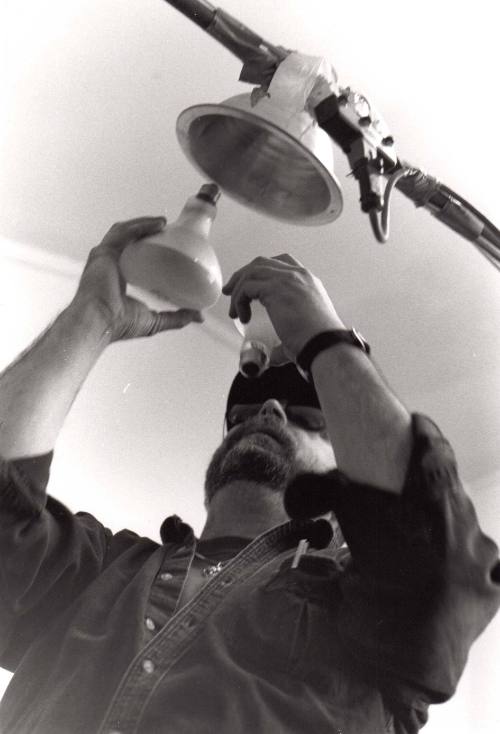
[163,0,500,270]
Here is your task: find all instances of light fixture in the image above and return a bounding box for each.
[166,0,500,269]
[176,53,343,226]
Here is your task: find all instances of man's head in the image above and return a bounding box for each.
[204,364,336,506]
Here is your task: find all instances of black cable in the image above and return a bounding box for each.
[394,166,500,265]
[163,0,216,30]
[475,237,500,269]
[439,183,500,241]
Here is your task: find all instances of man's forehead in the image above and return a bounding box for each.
[228,399,320,411]
[226,364,321,414]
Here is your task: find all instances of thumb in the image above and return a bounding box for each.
[146,308,205,336]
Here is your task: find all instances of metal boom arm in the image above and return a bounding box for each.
[163,0,500,268]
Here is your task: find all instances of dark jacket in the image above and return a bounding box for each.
[0,414,498,733]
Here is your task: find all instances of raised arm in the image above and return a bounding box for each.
[224,254,500,731]
[0,216,203,459]
[222,253,411,493]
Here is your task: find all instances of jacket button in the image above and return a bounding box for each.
[142,659,155,674]
[145,617,156,631]
[160,572,173,581]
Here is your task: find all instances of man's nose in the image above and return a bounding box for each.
[258,399,287,425]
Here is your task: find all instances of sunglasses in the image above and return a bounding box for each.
[226,403,327,433]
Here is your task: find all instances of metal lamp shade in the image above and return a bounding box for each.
[176,93,343,226]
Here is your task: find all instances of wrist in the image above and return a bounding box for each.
[296,328,370,382]
[292,320,345,360]
[67,295,114,348]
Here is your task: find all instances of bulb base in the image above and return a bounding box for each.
[239,340,271,379]
[197,183,221,205]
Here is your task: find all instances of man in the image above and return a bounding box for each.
[0,216,498,734]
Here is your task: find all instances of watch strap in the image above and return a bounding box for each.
[296,328,370,381]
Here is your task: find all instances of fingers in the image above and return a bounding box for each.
[222,256,295,297]
[100,216,167,258]
[227,277,273,323]
[271,253,305,267]
[223,255,305,323]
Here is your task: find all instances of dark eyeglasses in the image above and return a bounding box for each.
[226,403,326,433]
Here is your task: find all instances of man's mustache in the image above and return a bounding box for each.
[225,416,295,454]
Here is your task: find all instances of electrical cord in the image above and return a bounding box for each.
[393,165,500,266]
[438,183,500,243]
[475,237,500,271]
[369,167,414,243]
[371,167,500,269]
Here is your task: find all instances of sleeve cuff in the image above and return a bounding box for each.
[285,413,463,583]
[0,452,54,517]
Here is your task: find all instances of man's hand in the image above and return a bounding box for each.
[223,253,412,494]
[222,254,344,360]
[74,216,204,342]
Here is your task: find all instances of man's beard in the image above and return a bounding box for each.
[204,418,297,504]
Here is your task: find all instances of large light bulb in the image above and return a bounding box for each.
[119,184,222,311]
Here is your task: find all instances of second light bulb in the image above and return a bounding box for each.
[233,301,281,378]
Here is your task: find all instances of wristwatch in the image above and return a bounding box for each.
[296,328,371,382]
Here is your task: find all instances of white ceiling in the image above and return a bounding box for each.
[1,0,499,490]
[1,6,500,723]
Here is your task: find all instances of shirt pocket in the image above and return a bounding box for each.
[221,555,343,679]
